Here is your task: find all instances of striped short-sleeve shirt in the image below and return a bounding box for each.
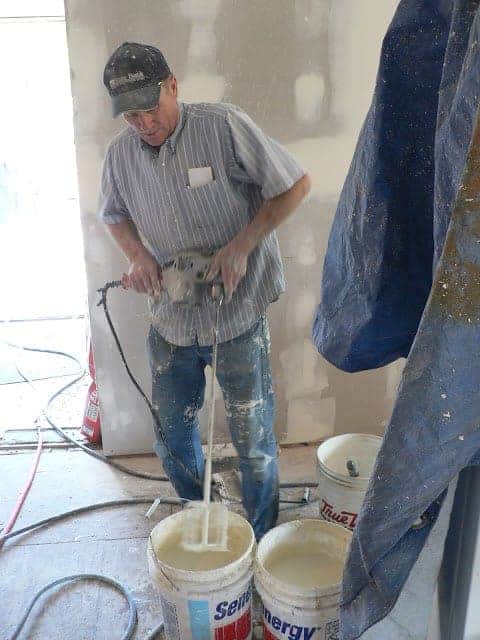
[99,101,305,346]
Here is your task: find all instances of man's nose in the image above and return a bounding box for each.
[137,112,155,131]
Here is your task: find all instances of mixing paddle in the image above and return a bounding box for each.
[182,295,229,551]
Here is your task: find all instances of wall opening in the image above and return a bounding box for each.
[0,0,88,436]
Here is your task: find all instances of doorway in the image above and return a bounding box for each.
[0,0,88,438]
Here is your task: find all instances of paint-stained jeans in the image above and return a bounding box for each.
[146,316,279,540]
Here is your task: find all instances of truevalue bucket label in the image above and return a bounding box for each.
[263,605,339,640]
[320,498,358,531]
[161,584,252,640]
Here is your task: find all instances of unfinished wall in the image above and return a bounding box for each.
[65,0,402,455]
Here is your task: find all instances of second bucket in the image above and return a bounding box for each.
[255,519,352,639]
[317,433,382,531]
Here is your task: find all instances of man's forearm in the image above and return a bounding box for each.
[240,173,311,253]
[206,173,310,300]
[105,219,162,294]
[106,218,148,261]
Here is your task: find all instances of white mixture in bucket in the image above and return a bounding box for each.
[153,520,249,571]
[264,545,344,589]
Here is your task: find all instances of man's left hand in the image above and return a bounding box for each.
[207,233,252,302]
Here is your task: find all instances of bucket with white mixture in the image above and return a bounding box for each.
[317,433,382,531]
[255,519,352,640]
[148,509,255,640]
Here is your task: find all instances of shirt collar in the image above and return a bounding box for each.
[140,102,186,155]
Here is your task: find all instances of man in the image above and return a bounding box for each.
[100,42,310,539]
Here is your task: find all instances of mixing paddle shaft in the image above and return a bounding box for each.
[181,294,228,551]
[202,297,223,544]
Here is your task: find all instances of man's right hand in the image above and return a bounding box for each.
[121,247,162,295]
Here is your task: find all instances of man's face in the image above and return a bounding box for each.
[122,76,179,146]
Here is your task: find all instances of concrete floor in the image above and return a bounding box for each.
[0,444,319,639]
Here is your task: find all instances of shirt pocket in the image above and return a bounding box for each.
[182,180,222,227]
[179,179,242,243]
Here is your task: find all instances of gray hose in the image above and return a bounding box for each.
[0,497,185,545]
[1,493,313,546]
[280,498,319,512]
[5,340,170,481]
[279,481,318,488]
[9,574,138,640]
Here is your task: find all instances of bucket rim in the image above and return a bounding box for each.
[149,510,255,580]
[317,433,382,486]
[254,519,352,599]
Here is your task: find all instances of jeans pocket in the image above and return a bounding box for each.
[146,325,176,374]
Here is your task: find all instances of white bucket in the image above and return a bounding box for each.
[254,519,352,640]
[317,433,382,531]
[148,510,255,640]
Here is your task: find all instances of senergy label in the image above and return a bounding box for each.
[160,585,252,640]
[263,604,339,640]
[214,587,251,620]
[213,586,252,640]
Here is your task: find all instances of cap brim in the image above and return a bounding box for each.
[111,83,161,117]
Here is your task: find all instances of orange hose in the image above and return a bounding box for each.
[0,426,43,548]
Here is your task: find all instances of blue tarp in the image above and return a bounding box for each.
[312,0,473,372]
[311,1,480,638]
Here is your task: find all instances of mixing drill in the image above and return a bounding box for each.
[148,250,223,310]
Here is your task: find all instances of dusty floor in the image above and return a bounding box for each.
[0,443,319,639]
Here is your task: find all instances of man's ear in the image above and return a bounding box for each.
[169,75,178,97]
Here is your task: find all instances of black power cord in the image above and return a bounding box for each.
[97,281,216,492]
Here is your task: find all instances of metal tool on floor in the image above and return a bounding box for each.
[182,293,229,551]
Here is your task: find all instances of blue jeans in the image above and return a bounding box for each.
[146,316,279,539]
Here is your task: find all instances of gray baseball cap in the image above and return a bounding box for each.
[103,42,171,117]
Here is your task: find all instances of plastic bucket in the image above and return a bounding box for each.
[317,433,382,531]
[254,519,352,639]
[148,510,255,640]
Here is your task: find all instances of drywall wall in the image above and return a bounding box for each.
[64,0,402,454]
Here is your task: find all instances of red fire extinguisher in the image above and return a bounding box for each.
[81,344,102,443]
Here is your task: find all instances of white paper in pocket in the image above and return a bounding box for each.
[187,166,214,188]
